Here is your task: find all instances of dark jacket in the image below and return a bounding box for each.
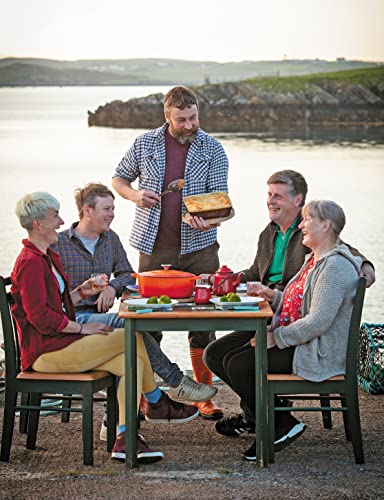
[239,215,370,291]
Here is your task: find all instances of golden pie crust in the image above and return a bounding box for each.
[183,192,232,218]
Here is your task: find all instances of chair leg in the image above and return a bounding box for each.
[344,391,364,464]
[320,394,332,429]
[26,392,42,449]
[61,394,72,423]
[268,388,275,464]
[0,389,18,461]
[106,379,117,452]
[341,396,351,441]
[19,392,30,434]
[82,388,94,465]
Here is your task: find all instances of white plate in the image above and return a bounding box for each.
[236,283,247,293]
[126,284,139,293]
[124,298,177,308]
[210,296,264,307]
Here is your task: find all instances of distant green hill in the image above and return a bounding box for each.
[242,66,384,93]
[0,57,382,87]
[0,62,163,86]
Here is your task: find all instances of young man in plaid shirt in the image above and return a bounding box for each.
[52,183,217,440]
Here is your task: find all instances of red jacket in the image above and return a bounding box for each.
[11,239,82,371]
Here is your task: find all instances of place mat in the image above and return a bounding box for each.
[213,305,260,311]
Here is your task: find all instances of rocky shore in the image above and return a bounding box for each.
[88,68,384,133]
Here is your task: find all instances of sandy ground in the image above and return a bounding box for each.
[0,381,383,499]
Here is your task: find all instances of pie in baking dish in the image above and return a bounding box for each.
[183,192,232,218]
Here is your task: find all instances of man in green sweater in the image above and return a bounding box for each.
[204,169,375,438]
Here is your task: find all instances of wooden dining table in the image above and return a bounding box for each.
[118,298,273,468]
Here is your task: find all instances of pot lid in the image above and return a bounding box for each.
[138,267,196,278]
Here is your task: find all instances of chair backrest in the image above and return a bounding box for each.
[0,276,21,380]
[345,276,367,380]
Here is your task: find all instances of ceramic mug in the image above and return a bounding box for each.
[194,285,212,304]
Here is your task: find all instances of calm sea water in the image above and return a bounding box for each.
[0,86,383,369]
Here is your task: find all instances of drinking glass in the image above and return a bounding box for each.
[90,273,107,292]
[247,281,262,297]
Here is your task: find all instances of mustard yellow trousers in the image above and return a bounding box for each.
[32,329,156,425]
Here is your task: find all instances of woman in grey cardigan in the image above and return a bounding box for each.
[206,200,362,460]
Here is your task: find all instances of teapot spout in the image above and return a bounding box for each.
[233,272,244,289]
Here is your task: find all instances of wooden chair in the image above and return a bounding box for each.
[267,276,366,464]
[0,276,117,465]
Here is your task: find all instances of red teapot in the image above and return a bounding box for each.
[210,265,244,296]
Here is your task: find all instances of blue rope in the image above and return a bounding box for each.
[15,398,64,417]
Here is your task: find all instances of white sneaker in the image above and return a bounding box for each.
[99,418,107,441]
[168,375,218,402]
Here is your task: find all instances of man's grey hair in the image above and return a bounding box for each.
[15,192,60,230]
[302,200,346,242]
[267,170,308,206]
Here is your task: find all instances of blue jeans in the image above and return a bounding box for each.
[76,311,183,387]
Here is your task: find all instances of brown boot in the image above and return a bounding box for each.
[190,348,223,420]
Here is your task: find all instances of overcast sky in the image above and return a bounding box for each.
[1,0,383,62]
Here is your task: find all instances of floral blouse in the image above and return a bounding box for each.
[279,256,315,327]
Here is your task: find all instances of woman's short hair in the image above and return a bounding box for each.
[74,183,114,219]
[15,192,60,230]
[302,200,346,240]
[163,86,199,114]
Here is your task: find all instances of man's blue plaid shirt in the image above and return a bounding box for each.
[113,123,229,255]
[51,223,135,311]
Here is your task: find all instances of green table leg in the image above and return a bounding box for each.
[124,319,137,468]
[255,318,268,467]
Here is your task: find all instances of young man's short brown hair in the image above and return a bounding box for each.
[74,183,115,219]
[163,86,199,114]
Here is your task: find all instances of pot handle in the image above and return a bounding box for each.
[131,273,138,278]
[192,275,203,281]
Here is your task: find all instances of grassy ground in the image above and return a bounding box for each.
[242,67,384,94]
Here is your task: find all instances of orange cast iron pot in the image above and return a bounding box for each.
[131,269,202,299]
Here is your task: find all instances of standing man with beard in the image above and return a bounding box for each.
[112,86,229,420]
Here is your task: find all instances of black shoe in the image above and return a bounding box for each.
[274,421,306,452]
[215,414,255,437]
[243,422,306,461]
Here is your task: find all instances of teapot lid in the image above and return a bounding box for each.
[216,265,233,274]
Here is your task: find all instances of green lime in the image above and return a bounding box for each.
[228,293,241,302]
[146,296,158,304]
[159,295,172,304]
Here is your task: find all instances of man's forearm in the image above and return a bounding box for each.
[112,177,137,203]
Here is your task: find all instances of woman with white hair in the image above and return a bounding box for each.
[10,191,197,464]
[205,200,363,460]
